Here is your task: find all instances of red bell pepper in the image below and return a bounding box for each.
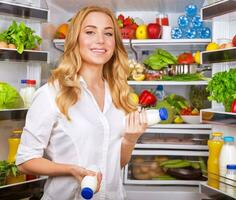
[139,90,157,106]
[231,100,236,113]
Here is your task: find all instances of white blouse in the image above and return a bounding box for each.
[16,77,126,200]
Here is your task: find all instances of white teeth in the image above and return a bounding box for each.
[92,49,106,53]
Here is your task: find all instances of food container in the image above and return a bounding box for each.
[127,154,208,182]
[145,69,163,80]
[181,115,200,124]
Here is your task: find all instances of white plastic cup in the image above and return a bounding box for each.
[162,26,172,40]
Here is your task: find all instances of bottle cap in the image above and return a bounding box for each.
[21,79,27,84]
[227,164,236,170]
[81,187,94,199]
[156,85,163,91]
[159,108,168,120]
[224,136,234,143]
[212,132,223,137]
[27,80,36,85]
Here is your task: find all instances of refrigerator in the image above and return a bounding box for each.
[0,0,235,199]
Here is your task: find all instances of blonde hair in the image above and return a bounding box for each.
[49,6,136,119]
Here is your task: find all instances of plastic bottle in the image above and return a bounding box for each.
[219,136,236,191]
[145,108,168,126]
[25,80,36,108]
[207,132,223,189]
[124,108,168,127]
[81,166,99,200]
[19,79,27,107]
[225,164,236,197]
[155,85,165,101]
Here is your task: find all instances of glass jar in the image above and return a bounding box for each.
[156,13,169,26]
[7,129,22,163]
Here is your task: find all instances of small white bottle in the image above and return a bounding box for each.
[24,80,36,108]
[145,108,168,126]
[81,166,99,200]
[225,164,236,197]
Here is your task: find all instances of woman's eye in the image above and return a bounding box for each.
[105,32,113,36]
[86,31,94,35]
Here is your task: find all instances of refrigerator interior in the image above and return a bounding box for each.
[0,0,236,199]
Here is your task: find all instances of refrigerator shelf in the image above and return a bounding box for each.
[124,179,206,186]
[135,143,208,150]
[200,109,236,128]
[0,108,27,121]
[53,38,210,52]
[201,47,236,64]
[0,48,49,62]
[149,124,212,129]
[0,0,48,22]
[128,80,208,86]
[0,177,47,200]
[200,182,236,200]
[201,0,236,20]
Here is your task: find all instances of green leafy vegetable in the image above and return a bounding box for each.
[143,48,177,70]
[162,73,207,81]
[0,21,42,54]
[206,68,236,112]
[0,82,24,109]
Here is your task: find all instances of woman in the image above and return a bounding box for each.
[16,6,147,200]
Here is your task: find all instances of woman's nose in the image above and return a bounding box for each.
[96,32,105,44]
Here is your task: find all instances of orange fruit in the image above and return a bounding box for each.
[55,23,69,39]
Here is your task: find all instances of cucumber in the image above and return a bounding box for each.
[163,161,192,169]
[191,162,201,169]
[160,159,183,167]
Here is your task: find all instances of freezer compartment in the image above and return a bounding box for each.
[124,150,208,185]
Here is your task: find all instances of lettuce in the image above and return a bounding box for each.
[0,82,24,109]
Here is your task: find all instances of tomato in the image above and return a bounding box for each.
[177,52,195,64]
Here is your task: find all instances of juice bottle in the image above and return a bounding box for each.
[7,129,22,163]
[207,132,223,189]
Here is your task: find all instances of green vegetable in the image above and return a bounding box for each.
[207,68,236,112]
[191,162,201,169]
[189,86,210,110]
[160,159,183,167]
[0,82,24,109]
[162,73,207,81]
[143,48,177,70]
[152,175,176,180]
[163,161,192,169]
[0,21,42,54]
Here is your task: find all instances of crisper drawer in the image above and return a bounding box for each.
[124,150,208,186]
[135,124,211,150]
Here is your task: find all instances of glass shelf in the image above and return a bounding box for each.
[200,109,236,128]
[0,48,49,62]
[0,0,48,22]
[200,182,236,200]
[201,0,236,20]
[201,47,236,64]
[128,80,208,86]
[0,177,46,200]
[0,108,27,120]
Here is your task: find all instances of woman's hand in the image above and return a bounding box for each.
[123,109,147,144]
[70,165,102,192]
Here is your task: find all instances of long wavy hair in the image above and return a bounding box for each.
[49,6,136,120]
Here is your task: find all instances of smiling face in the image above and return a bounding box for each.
[79,11,115,68]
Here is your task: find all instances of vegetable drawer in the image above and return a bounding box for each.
[124,150,208,186]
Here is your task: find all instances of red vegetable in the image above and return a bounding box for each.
[123,17,133,26]
[231,100,236,113]
[118,14,125,22]
[177,52,194,64]
[139,90,157,106]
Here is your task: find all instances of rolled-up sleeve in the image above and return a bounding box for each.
[16,85,58,165]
